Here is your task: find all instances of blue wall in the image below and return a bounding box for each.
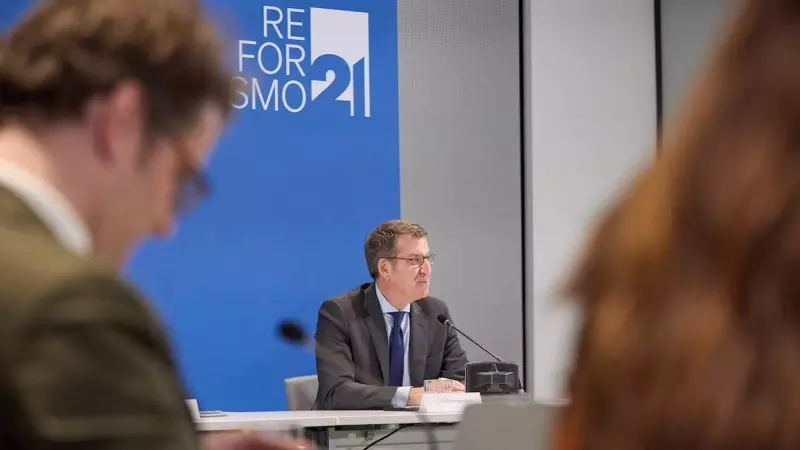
[2,0,400,411]
[0,1,26,29]
[129,0,400,411]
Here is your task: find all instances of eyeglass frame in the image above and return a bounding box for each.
[169,138,211,215]
[384,253,436,268]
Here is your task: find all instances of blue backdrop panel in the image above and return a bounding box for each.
[127,0,400,411]
[1,0,400,411]
[0,2,27,31]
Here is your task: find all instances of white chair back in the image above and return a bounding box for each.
[284,375,319,411]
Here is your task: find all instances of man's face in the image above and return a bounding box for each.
[382,235,433,302]
[88,82,224,266]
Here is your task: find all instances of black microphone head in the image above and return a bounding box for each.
[278,320,307,344]
[437,313,449,325]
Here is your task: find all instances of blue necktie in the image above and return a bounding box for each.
[388,311,406,387]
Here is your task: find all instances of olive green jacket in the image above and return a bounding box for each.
[0,187,198,449]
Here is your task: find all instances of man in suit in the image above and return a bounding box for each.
[315,220,469,410]
[0,1,304,449]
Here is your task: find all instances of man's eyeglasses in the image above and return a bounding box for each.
[171,140,211,215]
[386,254,436,268]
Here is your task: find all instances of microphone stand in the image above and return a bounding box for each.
[442,319,525,393]
[444,320,504,361]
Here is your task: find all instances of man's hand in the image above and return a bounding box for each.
[407,378,466,407]
[426,378,466,393]
[407,387,424,406]
[435,378,466,392]
[202,430,312,450]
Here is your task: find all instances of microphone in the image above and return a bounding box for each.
[277,319,315,352]
[437,314,524,392]
[437,314,504,361]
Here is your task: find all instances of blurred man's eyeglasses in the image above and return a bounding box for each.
[172,140,211,215]
[387,254,436,268]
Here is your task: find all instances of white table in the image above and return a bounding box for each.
[332,410,460,427]
[195,411,336,432]
[197,410,461,431]
[196,410,462,449]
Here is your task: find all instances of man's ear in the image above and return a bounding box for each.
[378,258,391,280]
[87,80,146,165]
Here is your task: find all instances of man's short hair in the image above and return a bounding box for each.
[0,0,234,137]
[364,220,428,279]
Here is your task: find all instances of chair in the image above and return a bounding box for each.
[284,375,319,411]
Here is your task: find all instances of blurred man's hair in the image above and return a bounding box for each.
[559,1,800,450]
[0,0,234,138]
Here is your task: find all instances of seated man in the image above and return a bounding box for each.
[314,220,469,410]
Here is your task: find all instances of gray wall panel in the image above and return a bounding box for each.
[398,0,524,371]
[525,0,657,401]
[660,0,738,123]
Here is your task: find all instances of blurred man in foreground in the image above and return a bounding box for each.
[0,1,305,448]
[315,220,469,409]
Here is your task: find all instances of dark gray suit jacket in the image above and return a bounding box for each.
[314,283,469,410]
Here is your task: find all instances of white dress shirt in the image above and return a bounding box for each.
[0,159,91,255]
[375,284,412,407]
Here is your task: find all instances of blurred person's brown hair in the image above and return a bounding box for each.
[0,0,234,139]
[558,1,800,449]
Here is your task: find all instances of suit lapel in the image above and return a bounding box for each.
[362,284,390,385]
[409,302,428,386]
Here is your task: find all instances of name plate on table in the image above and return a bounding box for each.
[419,392,482,413]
